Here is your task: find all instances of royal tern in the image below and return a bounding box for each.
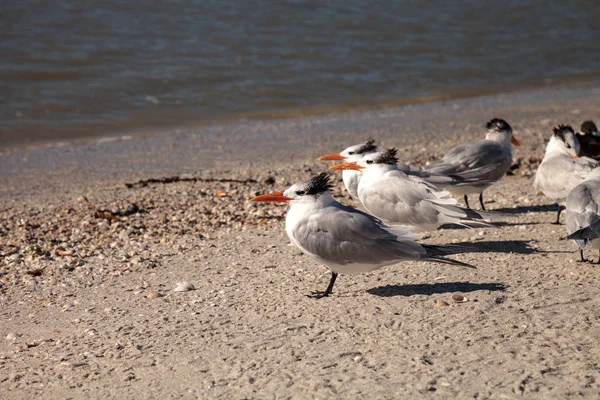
[331,149,492,232]
[318,139,378,198]
[576,120,600,160]
[319,139,498,198]
[565,167,600,262]
[251,173,473,298]
[424,118,520,210]
[534,125,599,224]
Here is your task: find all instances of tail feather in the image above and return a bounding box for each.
[422,255,475,269]
[567,226,599,241]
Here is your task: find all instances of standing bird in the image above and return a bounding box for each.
[319,139,497,199]
[251,173,473,298]
[424,118,520,210]
[566,167,600,263]
[331,149,491,232]
[534,125,598,224]
[576,120,600,160]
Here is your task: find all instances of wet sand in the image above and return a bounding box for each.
[1,82,600,398]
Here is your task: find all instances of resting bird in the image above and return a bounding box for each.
[566,167,600,263]
[331,149,492,232]
[424,118,520,210]
[534,125,598,224]
[319,139,497,199]
[251,173,473,298]
[576,120,600,160]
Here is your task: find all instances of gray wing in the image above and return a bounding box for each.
[292,204,426,266]
[359,173,445,227]
[425,140,511,182]
[566,181,600,243]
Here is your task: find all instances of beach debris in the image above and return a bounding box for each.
[6,253,22,263]
[451,294,468,303]
[146,291,161,299]
[5,332,18,341]
[25,268,44,277]
[94,203,142,221]
[55,246,74,257]
[77,195,88,203]
[144,95,160,104]
[174,282,195,292]
[216,190,227,197]
[435,300,449,308]
[124,175,257,189]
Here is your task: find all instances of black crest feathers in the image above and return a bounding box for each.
[553,124,574,141]
[376,148,399,165]
[485,118,512,131]
[357,138,377,154]
[305,173,333,195]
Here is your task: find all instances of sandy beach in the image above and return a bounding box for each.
[1,82,600,399]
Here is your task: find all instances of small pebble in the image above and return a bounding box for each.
[174,282,195,292]
[6,332,17,341]
[353,355,363,362]
[452,294,468,303]
[435,300,449,308]
[146,291,161,299]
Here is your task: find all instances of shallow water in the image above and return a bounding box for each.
[2,0,599,146]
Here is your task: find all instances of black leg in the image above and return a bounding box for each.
[596,250,600,264]
[479,192,486,211]
[580,249,587,262]
[553,203,563,225]
[463,194,470,209]
[308,272,338,299]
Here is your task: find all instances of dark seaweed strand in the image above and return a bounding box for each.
[305,172,333,195]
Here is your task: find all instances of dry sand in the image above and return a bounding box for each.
[1,82,600,399]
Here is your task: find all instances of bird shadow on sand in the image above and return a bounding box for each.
[368,282,506,297]
[448,240,536,254]
[491,203,560,215]
[449,240,571,255]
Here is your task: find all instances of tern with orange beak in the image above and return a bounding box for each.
[534,125,598,224]
[332,149,492,232]
[251,173,473,298]
[318,139,378,198]
[424,118,520,210]
[319,139,498,199]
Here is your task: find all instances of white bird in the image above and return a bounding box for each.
[331,149,491,232]
[319,139,497,199]
[251,173,473,298]
[318,139,378,198]
[424,118,520,210]
[566,167,600,263]
[534,125,599,224]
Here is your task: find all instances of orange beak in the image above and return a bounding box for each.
[511,136,521,147]
[251,191,292,202]
[318,152,345,161]
[330,161,364,171]
[568,153,579,159]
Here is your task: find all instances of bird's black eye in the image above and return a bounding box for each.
[366,160,374,164]
[296,190,305,195]
[566,143,571,149]
[348,151,355,155]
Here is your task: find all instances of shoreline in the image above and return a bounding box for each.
[2,79,600,203]
[2,74,600,153]
[1,81,600,398]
